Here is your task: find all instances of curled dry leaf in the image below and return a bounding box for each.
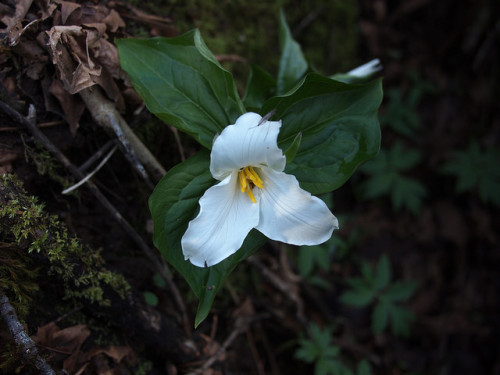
[45,24,123,107]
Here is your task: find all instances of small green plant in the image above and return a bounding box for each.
[295,323,372,375]
[359,141,426,215]
[440,141,500,206]
[118,10,383,325]
[297,216,361,290]
[340,254,417,337]
[381,71,435,137]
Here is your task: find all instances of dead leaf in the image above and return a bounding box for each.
[45,24,124,106]
[12,39,48,80]
[60,1,81,24]
[84,345,134,364]
[34,322,90,373]
[49,78,85,134]
[102,9,125,32]
[0,0,33,45]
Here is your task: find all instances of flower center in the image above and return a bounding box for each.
[238,166,263,203]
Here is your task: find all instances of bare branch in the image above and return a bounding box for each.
[0,291,57,375]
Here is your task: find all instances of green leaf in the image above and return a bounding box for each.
[440,141,500,206]
[356,359,372,375]
[340,288,375,307]
[284,132,302,164]
[360,143,426,214]
[143,291,158,306]
[243,64,276,110]
[391,176,426,215]
[382,281,417,302]
[263,74,383,195]
[117,30,244,149]
[372,300,390,334]
[149,150,266,326]
[389,305,415,337]
[277,9,308,95]
[295,340,320,363]
[360,261,374,283]
[373,254,391,292]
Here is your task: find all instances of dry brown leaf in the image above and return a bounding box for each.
[60,1,81,24]
[49,78,85,134]
[0,0,33,38]
[33,322,90,373]
[102,9,125,32]
[84,345,134,364]
[45,23,124,105]
[12,39,48,80]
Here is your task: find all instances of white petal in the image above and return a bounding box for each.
[181,172,260,267]
[255,168,338,245]
[346,59,382,78]
[210,112,286,180]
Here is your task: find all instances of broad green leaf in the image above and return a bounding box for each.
[373,254,391,292]
[263,74,383,195]
[284,132,302,164]
[149,150,266,326]
[277,9,308,95]
[243,64,276,110]
[117,30,245,149]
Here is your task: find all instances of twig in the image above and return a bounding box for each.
[247,256,306,326]
[79,86,166,183]
[106,109,154,190]
[199,314,268,372]
[78,140,116,172]
[0,99,190,334]
[0,290,57,375]
[169,125,186,161]
[62,145,117,194]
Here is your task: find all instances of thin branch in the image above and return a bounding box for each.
[247,256,306,326]
[62,145,117,194]
[78,140,116,172]
[199,314,269,371]
[0,290,57,375]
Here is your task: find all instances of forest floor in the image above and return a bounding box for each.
[0,1,499,374]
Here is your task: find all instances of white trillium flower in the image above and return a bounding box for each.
[181,112,339,267]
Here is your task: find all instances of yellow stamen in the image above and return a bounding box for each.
[239,170,247,192]
[244,166,264,188]
[238,166,263,203]
[246,184,257,203]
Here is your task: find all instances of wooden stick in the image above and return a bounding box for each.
[0,291,57,375]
